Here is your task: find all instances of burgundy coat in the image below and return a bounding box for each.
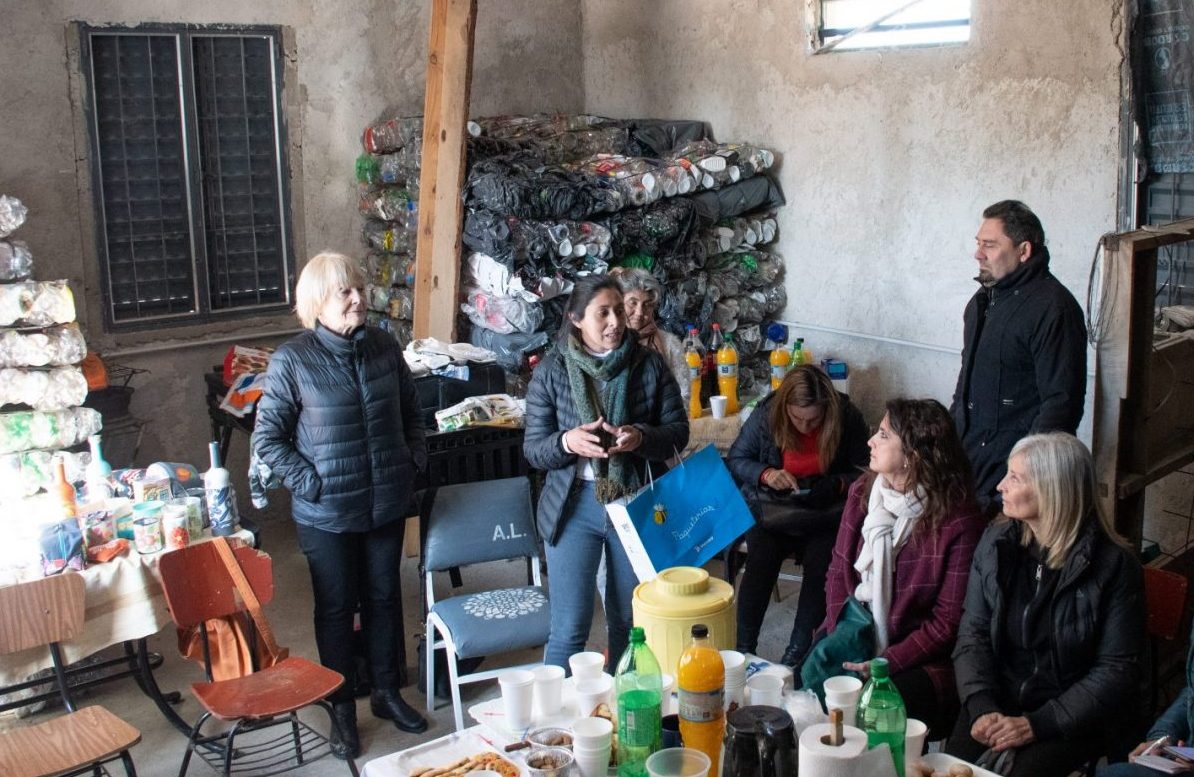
[820,477,985,704]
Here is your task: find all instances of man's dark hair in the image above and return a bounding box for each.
[983,200,1046,250]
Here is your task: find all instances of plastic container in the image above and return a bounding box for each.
[716,333,739,414]
[676,626,724,777]
[162,502,190,550]
[684,330,702,420]
[132,512,163,555]
[856,657,906,775]
[632,567,734,680]
[616,626,663,777]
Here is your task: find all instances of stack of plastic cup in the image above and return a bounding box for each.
[568,651,605,680]
[720,650,747,709]
[570,716,613,777]
[660,672,676,716]
[574,673,613,717]
[499,669,535,732]
[823,675,863,724]
[533,664,566,718]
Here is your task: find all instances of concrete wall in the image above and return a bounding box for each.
[581,0,1123,431]
[0,0,584,478]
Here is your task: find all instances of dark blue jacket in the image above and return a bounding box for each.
[252,324,426,532]
[1148,620,1194,743]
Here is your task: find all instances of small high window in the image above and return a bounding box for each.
[80,24,293,331]
[816,0,971,52]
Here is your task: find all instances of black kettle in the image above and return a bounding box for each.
[721,705,798,777]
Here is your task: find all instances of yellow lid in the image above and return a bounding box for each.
[633,566,735,617]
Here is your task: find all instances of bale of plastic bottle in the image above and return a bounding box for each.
[0,281,76,328]
[0,367,89,412]
[0,407,103,455]
[0,324,87,368]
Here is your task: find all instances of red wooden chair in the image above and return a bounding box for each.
[0,573,141,777]
[158,539,358,776]
[1144,566,1190,715]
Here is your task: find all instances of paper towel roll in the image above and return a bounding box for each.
[798,722,867,776]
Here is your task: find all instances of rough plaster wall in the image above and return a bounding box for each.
[581,0,1122,431]
[0,0,583,482]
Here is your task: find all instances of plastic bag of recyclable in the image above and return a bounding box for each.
[736,293,767,325]
[0,324,87,368]
[0,367,89,411]
[362,220,416,254]
[468,326,549,373]
[712,298,740,332]
[368,313,413,348]
[0,195,28,238]
[625,119,710,158]
[736,324,762,358]
[761,283,787,315]
[365,252,415,288]
[464,155,625,221]
[0,239,33,281]
[0,281,76,327]
[358,185,418,223]
[721,143,776,178]
[355,150,421,186]
[0,407,103,455]
[366,284,391,313]
[461,287,543,335]
[361,116,423,155]
[689,176,786,224]
[388,287,414,321]
[0,449,89,498]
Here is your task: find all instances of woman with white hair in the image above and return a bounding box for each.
[947,432,1145,776]
[254,252,428,758]
[609,267,690,403]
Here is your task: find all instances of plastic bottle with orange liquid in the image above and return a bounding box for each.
[676,624,724,777]
[716,332,739,414]
[684,328,703,420]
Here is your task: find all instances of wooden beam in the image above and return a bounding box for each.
[413,0,477,341]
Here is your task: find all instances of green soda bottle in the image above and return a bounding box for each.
[615,627,663,777]
[856,657,906,774]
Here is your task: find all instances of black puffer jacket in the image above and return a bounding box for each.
[253,324,426,532]
[950,248,1088,505]
[523,339,688,545]
[952,518,1145,742]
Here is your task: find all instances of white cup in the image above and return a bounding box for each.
[568,651,605,680]
[532,664,566,718]
[719,650,746,683]
[904,718,929,770]
[571,716,614,749]
[710,395,728,419]
[756,663,794,691]
[572,743,611,777]
[574,674,613,717]
[823,675,863,713]
[745,673,784,707]
[499,669,535,730]
[724,679,745,710]
[660,672,675,715]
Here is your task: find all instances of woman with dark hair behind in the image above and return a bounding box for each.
[947,433,1145,777]
[816,398,984,736]
[523,275,688,670]
[727,364,870,668]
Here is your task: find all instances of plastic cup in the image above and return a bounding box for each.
[645,747,711,777]
[533,664,565,718]
[904,718,929,770]
[823,674,863,714]
[719,650,746,683]
[710,395,728,419]
[573,674,613,717]
[724,680,745,710]
[745,673,784,707]
[499,669,535,730]
[571,744,610,777]
[569,651,605,680]
[756,663,794,691]
[571,715,613,749]
[660,672,675,715]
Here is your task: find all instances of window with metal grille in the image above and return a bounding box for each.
[815,0,970,52]
[81,25,292,330]
[1143,174,1194,308]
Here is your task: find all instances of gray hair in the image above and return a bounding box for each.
[610,267,663,304]
[294,252,367,329]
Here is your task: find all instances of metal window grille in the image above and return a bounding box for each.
[82,25,291,330]
[817,0,970,52]
[1144,174,1194,308]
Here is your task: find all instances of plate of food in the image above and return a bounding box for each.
[375,728,521,777]
[910,752,1000,777]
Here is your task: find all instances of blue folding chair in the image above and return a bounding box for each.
[422,476,550,730]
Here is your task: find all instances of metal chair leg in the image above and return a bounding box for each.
[223,719,246,777]
[178,712,212,777]
[120,749,138,777]
[291,712,304,764]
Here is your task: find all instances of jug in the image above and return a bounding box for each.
[721,706,797,777]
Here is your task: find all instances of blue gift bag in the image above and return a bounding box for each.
[606,444,756,581]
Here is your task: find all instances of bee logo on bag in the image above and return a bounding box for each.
[653,502,667,524]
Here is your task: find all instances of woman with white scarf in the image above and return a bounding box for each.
[816,399,984,737]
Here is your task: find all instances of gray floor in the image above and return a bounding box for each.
[0,494,803,777]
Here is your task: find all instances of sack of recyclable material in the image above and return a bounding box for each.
[0,407,103,454]
[0,195,28,238]
[468,327,549,373]
[0,324,87,367]
[0,448,89,497]
[0,281,76,327]
[689,175,786,223]
[0,367,89,411]
[357,185,419,223]
[361,116,423,155]
[0,238,33,281]
[365,252,415,288]
[355,150,422,186]
[434,393,525,432]
[362,220,416,254]
[461,287,543,335]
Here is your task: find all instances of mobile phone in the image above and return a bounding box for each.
[1163,745,1194,762]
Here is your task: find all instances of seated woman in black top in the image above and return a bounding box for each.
[726,364,869,668]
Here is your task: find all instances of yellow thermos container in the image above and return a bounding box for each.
[632,566,735,676]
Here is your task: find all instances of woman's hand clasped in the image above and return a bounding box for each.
[972,713,1035,752]
[564,417,643,457]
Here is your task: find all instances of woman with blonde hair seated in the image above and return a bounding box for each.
[948,432,1145,776]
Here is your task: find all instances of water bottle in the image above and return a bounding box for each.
[84,434,113,503]
[855,657,906,775]
[615,626,663,777]
[203,441,239,536]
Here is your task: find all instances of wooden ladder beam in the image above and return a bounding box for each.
[413,0,477,341]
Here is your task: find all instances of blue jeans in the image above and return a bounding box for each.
[543,480,638,671]
[1098,765,1158,776]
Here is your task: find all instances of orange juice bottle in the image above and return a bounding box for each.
[52,455,78,521]
[677,624,724,777]
[768,345,790,391]
[684,328,703,420]
[716,332,739,414]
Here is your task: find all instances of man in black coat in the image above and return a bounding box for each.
[950,200,1087,514]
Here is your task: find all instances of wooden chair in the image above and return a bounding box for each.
[1144,566,1190,715]
[158,539,358,777]
[0,573,141,777]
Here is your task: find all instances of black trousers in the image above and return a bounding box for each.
[295,519,406,704]
[891,666,958,744]
[736,523,836,659]
[944,712,1104,777]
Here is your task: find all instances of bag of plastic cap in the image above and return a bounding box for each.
[0,239,33,281]
[0,195,28,238]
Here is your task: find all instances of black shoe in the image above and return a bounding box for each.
[371,689,429,734]
[779,645,807,670]
[329,701,360,760]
